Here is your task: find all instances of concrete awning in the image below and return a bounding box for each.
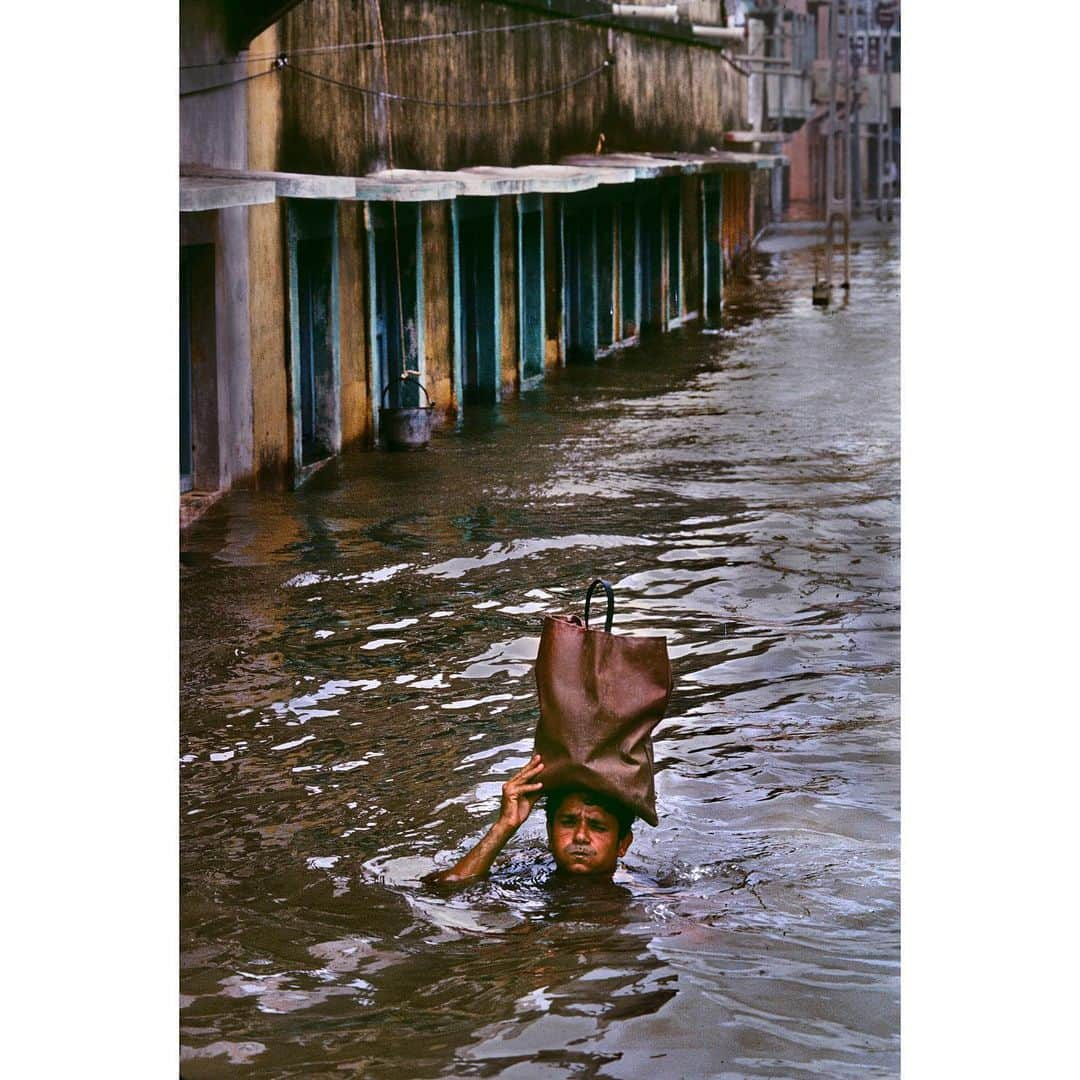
[180,175,276,212]
[179,152,782,214]
[560,153,688,179]
[723,130,789,145]
[361,165,614,199]
[458,165,602,195]
[181,164,355,200]
[355,170,466,202]
[641,150,785,173]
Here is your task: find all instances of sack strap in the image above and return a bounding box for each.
[584,578,615,634]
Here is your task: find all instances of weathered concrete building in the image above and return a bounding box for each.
[738,0,900,210]
[180,0,783,523]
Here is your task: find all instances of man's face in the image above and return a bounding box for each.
[547,793,632,878]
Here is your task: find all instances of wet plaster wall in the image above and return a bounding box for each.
[499,198,519,395]
[180,0,247,170]
[338,201,371,449]
[181,207,255,491]
[249,0,745,176]
[721,170,752,271]
[181,0,254,489]
[247,200,290,487]
[217,205,256,487]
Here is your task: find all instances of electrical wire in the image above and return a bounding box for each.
[180,11,609,70]
[287,57,612,108]
[179,65,279,99]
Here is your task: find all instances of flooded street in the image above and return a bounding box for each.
[181,235,900,1078]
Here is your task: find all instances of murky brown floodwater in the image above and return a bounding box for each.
[181,234,900,1078]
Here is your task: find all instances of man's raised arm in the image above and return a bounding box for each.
[425,754,545,886]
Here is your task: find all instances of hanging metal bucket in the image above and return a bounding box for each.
[379,375,434,451]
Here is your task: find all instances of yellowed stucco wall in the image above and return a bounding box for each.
[337,200,371,447]
[247,199,291,486]
[499,198,518,396]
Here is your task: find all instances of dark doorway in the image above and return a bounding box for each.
[179,242,217,492]
[618,196,639,341]
[666,178,682,325]
[288,200,340,473]
[702,176,723,328]
[595,200,615,351]
[562,194,597,364]
[638,183,664,335]
[455,198,501,405]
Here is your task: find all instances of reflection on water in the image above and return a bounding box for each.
[181,237,900,1078]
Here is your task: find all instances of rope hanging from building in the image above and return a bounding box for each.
[371,0,409,412]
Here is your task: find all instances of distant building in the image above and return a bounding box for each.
[741,0,899,209]
[180,0,784,523]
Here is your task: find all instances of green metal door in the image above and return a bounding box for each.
[456,198,501,405]
[287,200,340,475]
[517,195,545,384]
[562,194,597,364]
[702,176,723,328]
[638,183,664,335]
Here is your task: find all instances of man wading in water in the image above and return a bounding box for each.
[427,754,634,885]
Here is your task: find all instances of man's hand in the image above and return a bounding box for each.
[425,753,545,887]
[498,754,545,831]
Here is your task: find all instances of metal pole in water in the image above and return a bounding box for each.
[851,1,863,212]
[842,0,852,289]
[884,19,894,221]
[773,11,786,224]
[876,12,884,219]
[823,0,838,292]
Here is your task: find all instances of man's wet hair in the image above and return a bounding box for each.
[544,787,635,839]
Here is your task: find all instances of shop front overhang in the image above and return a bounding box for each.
[179,151,779,214]
[180,175,276,212]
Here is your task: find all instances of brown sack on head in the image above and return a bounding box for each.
[532,580,673,827]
